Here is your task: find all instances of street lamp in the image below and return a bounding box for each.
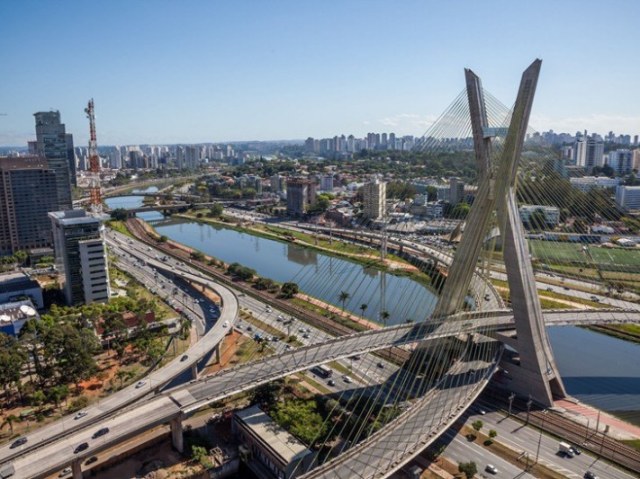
[535,409,547,464]
[525,395,533,424]
[507,392,515,417]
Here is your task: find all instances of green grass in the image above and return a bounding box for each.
[622,439,640,451]
[529,240,640,268]
[290,297,369,332]
[106,220,133,238]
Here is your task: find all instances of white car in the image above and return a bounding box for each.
[135,380,146,389]
[485,464,498,474]
[342,375,353,384]
[74,411,88,420]
[222,321,229,328]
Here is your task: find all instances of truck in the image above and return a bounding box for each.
[558,441,574,457]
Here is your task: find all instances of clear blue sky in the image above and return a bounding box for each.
[1,0,638,146]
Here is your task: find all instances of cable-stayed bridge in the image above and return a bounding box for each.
[4,59,640,478]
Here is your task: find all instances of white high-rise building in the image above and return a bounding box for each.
[607,149,633,176]
[363,178,386,220]
[574,135,604,171]
[49,210,110,305]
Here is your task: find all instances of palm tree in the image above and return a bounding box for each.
[1,414,18,434]
[380,310,390,326]
[338,291,350,311]
[359,304,368,318]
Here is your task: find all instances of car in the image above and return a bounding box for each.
[485,464,498,474]
[570,446,581,455]
[563,286,570,290]
[351,355,361,360]
[181,354,189,362]
[478,409,487,415]
[584,472,599,479]
[222,320,229,328]
[590,296,600,302]
[74,411,88,420]
[546,287,553,291]
[92,427,110,438]
[302,333,310,339]
[246,325,253,331]
[59,467,72,477]
[10,437,27,448]
[327,379,336,386]
[85,456,98,465]
[285,344,292,350]
[74,442,89,454]
[376,362,385,368]
[342,375,353,383]
[271,336,279,342]
[135,380,146,389]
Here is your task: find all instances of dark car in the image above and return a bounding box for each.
[584,472,599,479]
[10,437,27,448]
[92,427,109,438]
[85,456,98,465]
[181,354,189,362]
[74,442,89,454]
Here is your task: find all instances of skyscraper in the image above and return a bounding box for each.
[34,111,74,209]
[574,134,604,172]
[0,157,58,255]
[49,210,110,305]
[362,178,386,220]
[286,178,316,216]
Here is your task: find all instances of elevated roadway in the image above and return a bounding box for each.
[0,235,239,469]
[4,306,639,478]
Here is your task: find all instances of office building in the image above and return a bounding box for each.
[49,210,110,305]
[0,157,58,255]
[519,204,560,227]
[319,174,334,191]
[633,149,640,171]
[449,177,465,205]
[0,271,44,308]
[286,178,316,216]
[574,134,604,172]
[34,111,74,209]
[607,149,633,176]
[233,405,315,479]
[569,176,620,192]
[615,185,640,211]
[362,178,386,220]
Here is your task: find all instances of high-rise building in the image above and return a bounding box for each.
[362,178,386,220]
[270,173,284,193]
[49,210,110,305]
[286,178,316,216]
[0,157,58,255]
[34,111,74,209]
[633,149,640,171]
[607,149,633,176]
[449,177,465,205]
[319,174,334,191]
[574,134,604,172]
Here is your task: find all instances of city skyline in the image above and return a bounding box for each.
[1,0,639,146]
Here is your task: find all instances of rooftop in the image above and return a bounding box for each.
[235,405,311,465]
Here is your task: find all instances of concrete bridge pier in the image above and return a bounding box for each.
[72,459,82,479]
[213,343,221,363]
[190,362,199,380]
[170,416,184,453]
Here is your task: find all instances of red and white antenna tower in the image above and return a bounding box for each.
[85,98,102,212]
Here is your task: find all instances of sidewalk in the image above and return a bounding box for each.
[554,398,640,441]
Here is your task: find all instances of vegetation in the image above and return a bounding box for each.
[227,262,256,281]
[271,399,328,445]
[458,461,478,479]
[280,282,299,299]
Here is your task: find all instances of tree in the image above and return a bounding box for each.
[338,291,350,311]
[250,379,284,407]
[458,461,477,479]
[489,429,497,438]
[380,310,390,326]
[1,414,19,434]
[280,282,299,299]
[13,250,28,266]
[158,235,168,243]
[208,203,224,218]
[110,208,129,221]
[471,419,483,433]
[254,277,275,291]
[190,250,205,262]
[451,202,471,219]
[359,303,368,318]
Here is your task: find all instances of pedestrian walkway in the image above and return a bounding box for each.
[554,398,640,441]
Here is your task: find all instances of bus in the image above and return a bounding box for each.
[312,365,333,378]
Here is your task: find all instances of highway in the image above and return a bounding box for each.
[459,406,637,479]
[0,233,239,472]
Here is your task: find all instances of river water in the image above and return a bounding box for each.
[105,196,640,426]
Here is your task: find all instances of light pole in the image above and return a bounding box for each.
[508,392,516,417]
[525,395,533,424]
[535,409,547,464]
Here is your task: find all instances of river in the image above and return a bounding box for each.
[104,195,640,426]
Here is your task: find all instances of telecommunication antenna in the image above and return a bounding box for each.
[84,99,102,212]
